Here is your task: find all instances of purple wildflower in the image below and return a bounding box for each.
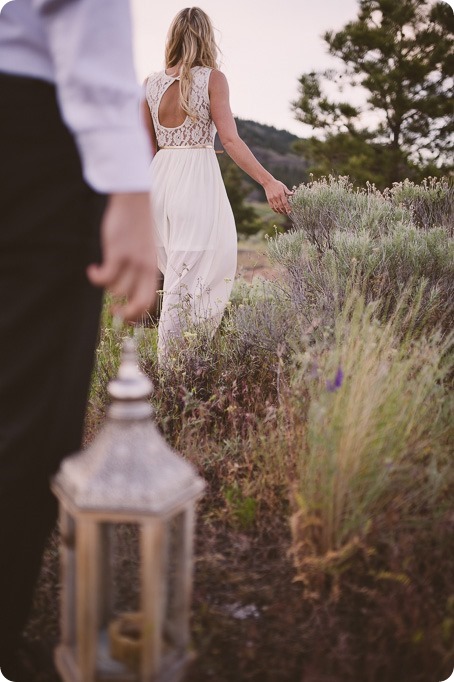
[326,367,344,392]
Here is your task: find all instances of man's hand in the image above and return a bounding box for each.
[87,192,158,321]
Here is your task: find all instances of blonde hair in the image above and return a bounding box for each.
[165,7,219,119]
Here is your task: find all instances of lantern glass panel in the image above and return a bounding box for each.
[97,522,143,677]
[163,506,195,656]
[109,523,141,616]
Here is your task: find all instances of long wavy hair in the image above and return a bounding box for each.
[165,7,219,119]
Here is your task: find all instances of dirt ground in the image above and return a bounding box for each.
[186,520,308,682]
[236,242,277,283]
[26,518,308,682]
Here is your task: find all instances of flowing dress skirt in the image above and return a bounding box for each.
[150,147,237,355]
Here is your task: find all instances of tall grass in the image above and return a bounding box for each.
[289,292,453,588]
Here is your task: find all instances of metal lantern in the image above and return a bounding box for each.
[52,338,205,682]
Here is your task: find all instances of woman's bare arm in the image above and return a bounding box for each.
[209,70,292,214]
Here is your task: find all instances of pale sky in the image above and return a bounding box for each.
[0,0,451,137]
[131,0,453,136]
[131,0,361,137]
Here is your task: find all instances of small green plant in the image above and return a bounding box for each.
[224,484,257,529]
[87,298,123,435]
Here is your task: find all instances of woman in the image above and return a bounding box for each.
[143,6,292,356]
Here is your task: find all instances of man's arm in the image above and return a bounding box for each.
[32,0,151,193]
[32,0,157,319]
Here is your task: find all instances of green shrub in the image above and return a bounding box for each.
[269,188,454,333]
[386,177,454,235]
[288,175,411,252]
[229,275,276,308]
[87,299,123,436]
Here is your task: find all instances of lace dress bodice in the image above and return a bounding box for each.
[146,66,216,148]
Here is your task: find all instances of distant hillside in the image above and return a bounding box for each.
[216,118,308,201]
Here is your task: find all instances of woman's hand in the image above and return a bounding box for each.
[263,178,293,215]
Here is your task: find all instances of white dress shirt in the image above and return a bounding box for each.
[0,0,151,193]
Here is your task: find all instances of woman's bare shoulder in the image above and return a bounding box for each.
[209,69,229,92]
[209,68,227,81]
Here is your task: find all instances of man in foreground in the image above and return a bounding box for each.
[0,1,157,679]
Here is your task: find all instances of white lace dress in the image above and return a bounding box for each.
[145,66,237,355]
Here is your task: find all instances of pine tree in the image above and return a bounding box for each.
[293,0,453,187]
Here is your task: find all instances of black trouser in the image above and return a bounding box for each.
[0,73,106,664]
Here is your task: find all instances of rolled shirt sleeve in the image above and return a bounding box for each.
[31,0,152,193]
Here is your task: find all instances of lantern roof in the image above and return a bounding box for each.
[53,337,205,516]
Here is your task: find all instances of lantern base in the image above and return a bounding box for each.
[55,640,136,682]
[55,632,191,682]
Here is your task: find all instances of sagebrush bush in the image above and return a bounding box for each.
[386,177,454,235]
[270,178,454,333]
[288,175,411,252]
[229,274,276,308]
[232,296,296,356]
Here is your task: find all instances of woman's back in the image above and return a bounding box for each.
[157,79,186,128]
[146,66,215,149]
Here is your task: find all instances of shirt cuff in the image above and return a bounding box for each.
[75,127,152,193]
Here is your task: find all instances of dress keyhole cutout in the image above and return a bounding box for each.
[158,81,187,129]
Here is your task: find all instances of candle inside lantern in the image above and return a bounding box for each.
[109,612,144,672]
